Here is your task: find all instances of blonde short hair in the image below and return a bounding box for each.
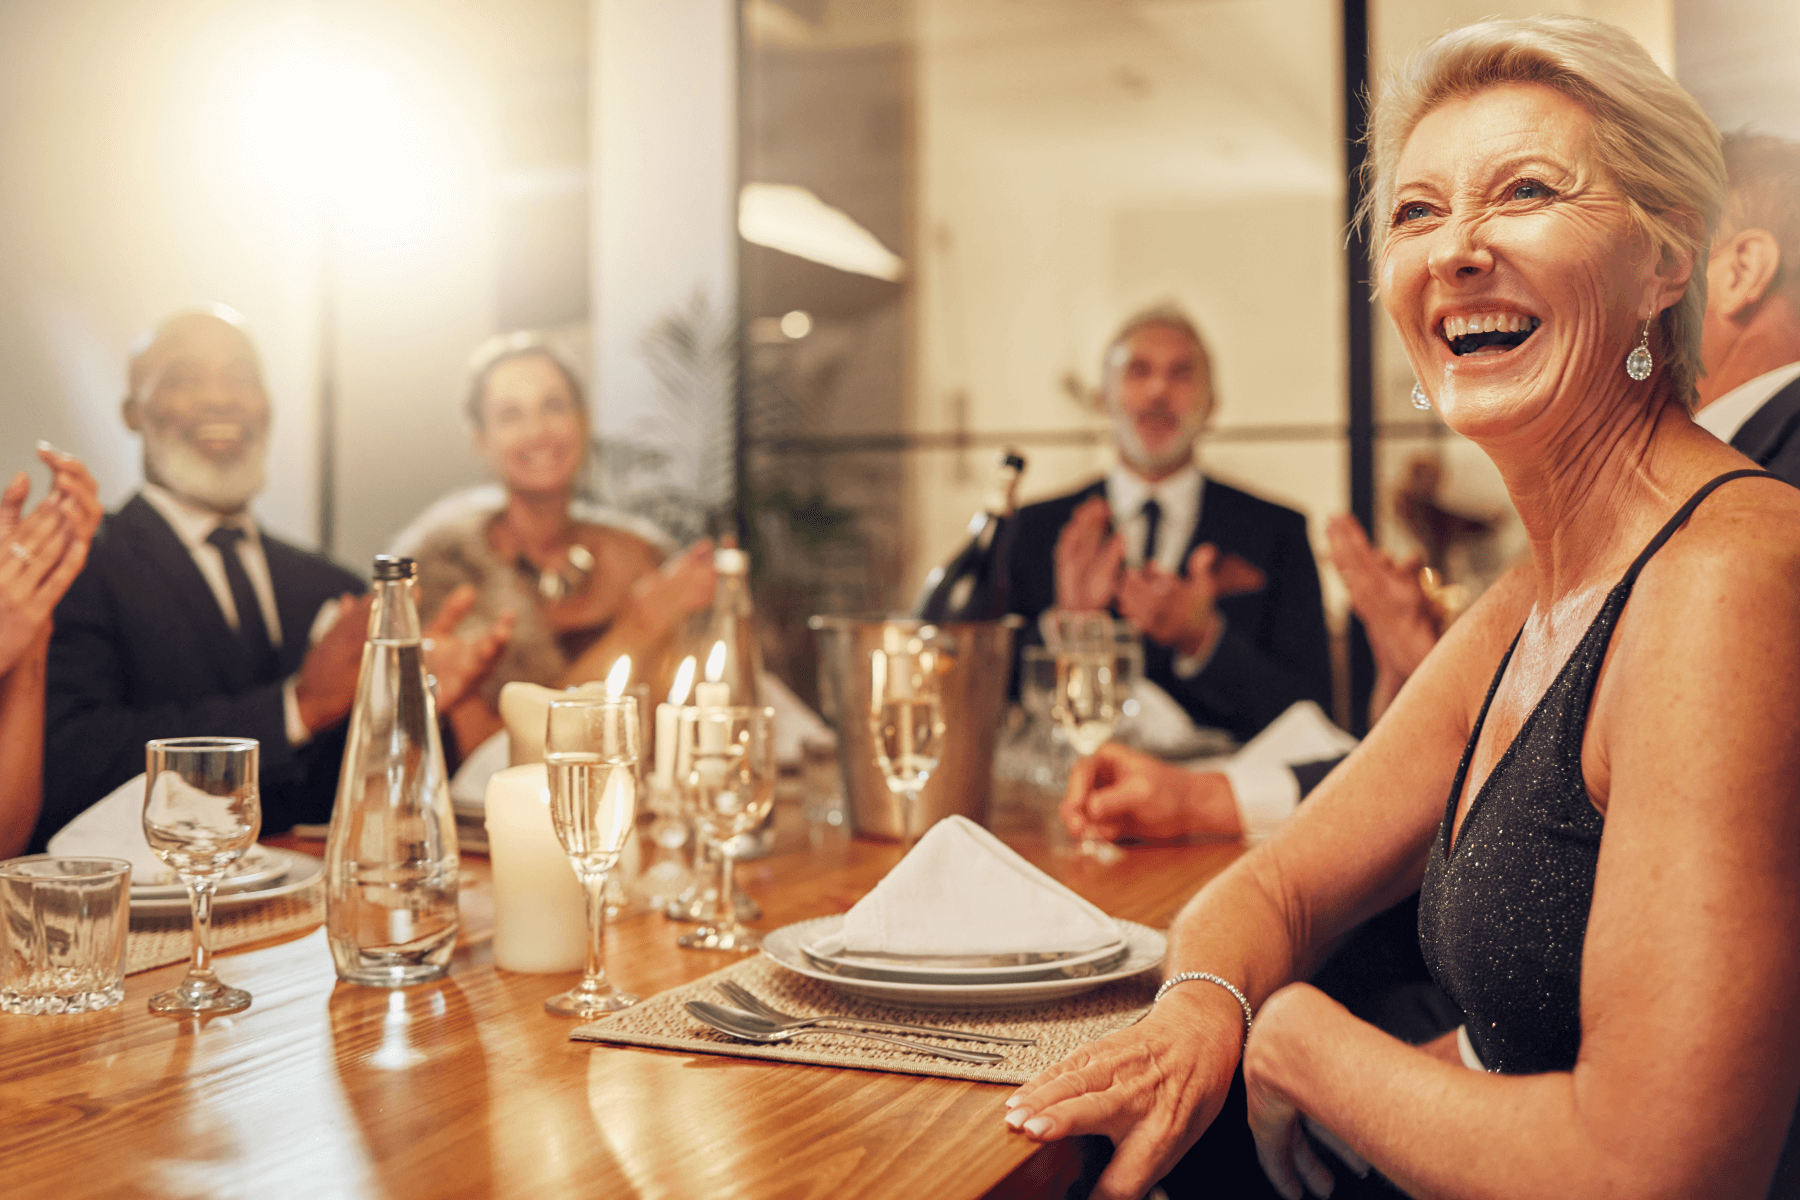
[1361,16,1724,405]
[1100,303,1213,398]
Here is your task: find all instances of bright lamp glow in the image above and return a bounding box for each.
[232,48,459,251]
[739,183,905,282]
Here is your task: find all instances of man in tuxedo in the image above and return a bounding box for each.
[33,307,502,851]
[1693,132,1800,475]
[1005,305,1331,746]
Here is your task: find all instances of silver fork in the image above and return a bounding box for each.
[684,1001,1006,1065]
[716,980,1036,1046]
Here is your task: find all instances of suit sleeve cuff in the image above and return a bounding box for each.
[1220,760,1300,841]
[1171,617,1227,679]
[284,679,314,748]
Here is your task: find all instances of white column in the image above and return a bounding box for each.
[590,0,738,522]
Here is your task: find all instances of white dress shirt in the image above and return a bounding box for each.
[139,483,313,747]
[1104,460,1202,573]
[1693,360,1800,444]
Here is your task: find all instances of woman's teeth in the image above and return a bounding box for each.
[1440,313,1542,356]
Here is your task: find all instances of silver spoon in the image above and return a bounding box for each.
[683,1001,1006,1065]
[715,980,1035,1046]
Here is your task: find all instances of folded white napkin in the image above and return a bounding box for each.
[808,815,1121,958]
[450,729,511,806]
[47,774,163,884]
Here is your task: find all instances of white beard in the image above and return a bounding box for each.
[143,427,267,513]
[1108,402,1206,477]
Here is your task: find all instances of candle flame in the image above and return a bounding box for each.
[704,640,727,684]
[605,655,631,698]
[669,655,697,705]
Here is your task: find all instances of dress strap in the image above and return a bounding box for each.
[1617,469,1783,590]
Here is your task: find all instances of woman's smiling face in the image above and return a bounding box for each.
[1380,82,1681,440]
[476,353,588,496]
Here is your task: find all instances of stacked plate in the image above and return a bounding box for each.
[762,914,1164,1010]
[130,845,324,916]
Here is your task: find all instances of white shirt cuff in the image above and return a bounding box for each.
[283,678,314,748]
[1220,760,1301,841]
[1171,618,1227,679]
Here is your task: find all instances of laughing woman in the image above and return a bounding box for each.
[1004,17,1800,1200]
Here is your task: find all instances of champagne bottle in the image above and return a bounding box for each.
[324,555,460,987]
[911,450,1026,621]
[692,547,762,704]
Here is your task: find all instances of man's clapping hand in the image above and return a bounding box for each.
[1054,496,1124,611]
[1116,544,1224,659]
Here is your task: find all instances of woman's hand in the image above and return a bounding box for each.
[622,540,716,639]
[1003,988,1245,1200]
[0,450,103,677]
[1243,984,1371,1200]
[422,584,514,712]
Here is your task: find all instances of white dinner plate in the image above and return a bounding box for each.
[130,843,289,899]
[764,915,1165,1009]
[801,920,1131,984]
[129,847,324,916]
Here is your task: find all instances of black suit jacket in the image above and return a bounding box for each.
[1005,475,1332,742]
[1729,372,1800,486]
[33,494,366,851]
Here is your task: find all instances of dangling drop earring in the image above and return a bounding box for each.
[1625,320,1653,381]
[1411,382,1432,411]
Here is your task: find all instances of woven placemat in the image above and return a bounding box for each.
[126,877,325,975]
[570,952,1158,1085]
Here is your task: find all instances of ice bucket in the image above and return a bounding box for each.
[808,615,1021,841]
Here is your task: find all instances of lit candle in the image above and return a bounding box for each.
[604,654,632,698]
[655,702,680,787]
[483,764,586,973]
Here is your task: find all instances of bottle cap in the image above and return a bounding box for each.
[372,555,418,581]
[714,547,749,573]
[1000,449,1026,472]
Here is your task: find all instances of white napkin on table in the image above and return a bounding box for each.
[46,773,164,884]
[808,815,1121,958]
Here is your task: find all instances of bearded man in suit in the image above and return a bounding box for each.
[33,307,504,851]
[1004,305,1332,747]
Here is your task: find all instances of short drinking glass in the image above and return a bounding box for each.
[675,705,776,951]
[0,856,131,1014]
[142,737,260,1016]
[544,696,641,1016]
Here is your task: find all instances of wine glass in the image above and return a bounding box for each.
[1048,613,1125,862]
[543,696,641,1017]
[675,705,776,951]
[141,737,260,1016]
[869,629,946,847]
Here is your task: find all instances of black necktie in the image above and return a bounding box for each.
[1141,498,1163,568]
[206,525,278,677]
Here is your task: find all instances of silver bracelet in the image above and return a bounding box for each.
[1154,972,1254,1045]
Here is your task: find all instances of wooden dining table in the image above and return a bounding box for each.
[1,824,1241,1200]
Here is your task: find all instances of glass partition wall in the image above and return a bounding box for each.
[740,0,1351,716]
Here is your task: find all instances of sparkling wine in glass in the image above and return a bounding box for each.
[544,696,641,1017]
[675,705,776,952]
[1048,612,1125,863]
[869,631,946,846]
[142,737,260,1016]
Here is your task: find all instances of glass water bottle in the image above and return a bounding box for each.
[324,555,460,987]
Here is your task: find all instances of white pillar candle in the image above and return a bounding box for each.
[654,702,680,787]
[484,764,586,973]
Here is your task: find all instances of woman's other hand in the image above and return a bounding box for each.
[423,584,514,712]
[1003,986,1245,1200]
[1243,984,1368,1200]
[1062,743,1241,841]
[627,540,717,636]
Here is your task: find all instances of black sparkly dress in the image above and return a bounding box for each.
[1419,469,1779,1074]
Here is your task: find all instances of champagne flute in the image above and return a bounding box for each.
[869,630,946,847]
[1048,613,1125,862]
[544,696,641,1016]
[675,705,776,951]
[142,737,260,1016]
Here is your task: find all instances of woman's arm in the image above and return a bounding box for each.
[0,624,50,856]
[1005,565,1536,1199]
[1244,505,1800,1200]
